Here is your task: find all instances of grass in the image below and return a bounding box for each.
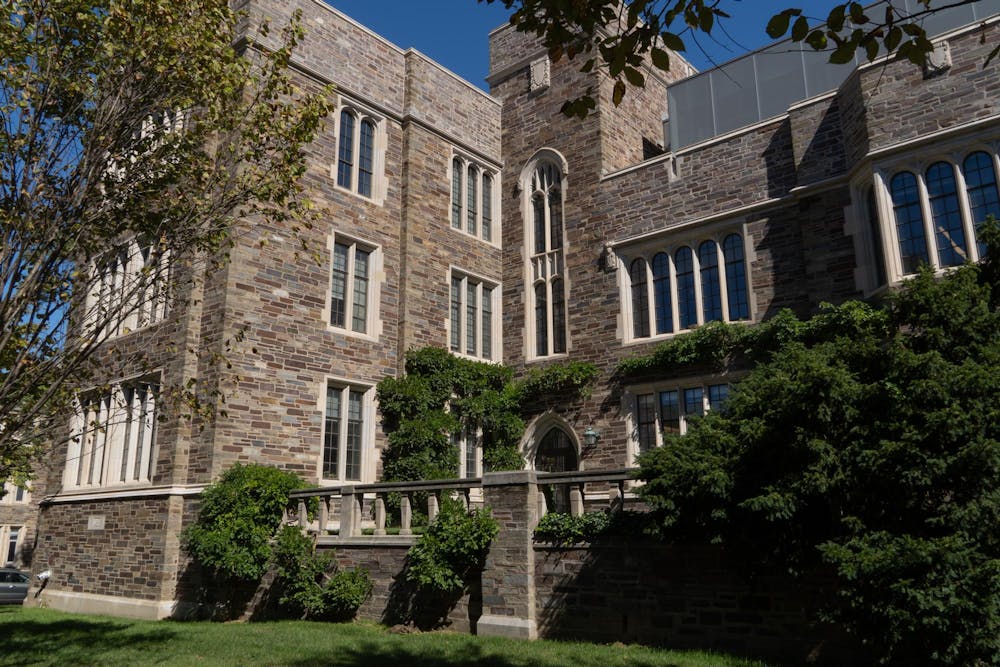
[0,607,775,667]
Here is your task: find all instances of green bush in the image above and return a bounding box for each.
[183,463,307,581]
[534,510,659,545]
[405,500,498,594]
[272,527,372,621]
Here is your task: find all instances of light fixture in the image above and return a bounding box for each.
[582,426,600,446]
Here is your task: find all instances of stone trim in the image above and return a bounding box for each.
[42,484,205,505]
[37,589,192,620]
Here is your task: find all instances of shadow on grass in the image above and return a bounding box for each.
[0,608,177,666]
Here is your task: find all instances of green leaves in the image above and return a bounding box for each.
[405,501,498,594]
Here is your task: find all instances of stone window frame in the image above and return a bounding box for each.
[330,96,388,205]
[318,377,376,485]
[448,266,502,362]
[1,524,24,566]
[520,148,571,362]
[0,481,29,505]
[852,139,1000,295]
[451,426,482,479]
[85,238,171,340]
[62,374,160,491]
[622,375,735,467]
[324,231,383,342]
[449,151,501,245]
[615,223,756,345]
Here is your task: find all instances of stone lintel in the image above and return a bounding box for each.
[477,614,538,639]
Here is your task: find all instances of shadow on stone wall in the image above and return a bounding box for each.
[534,538,860,665]
[382,555,482,632]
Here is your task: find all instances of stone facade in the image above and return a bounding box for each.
[20,0,1000,642]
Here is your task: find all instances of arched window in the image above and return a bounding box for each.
[722,234,749,321]
[358,119,375,198]
[630,258,650,338]
[466,164,478,234]
[698,240,723,322]
[963,151,999,258]
[525,157,568,357]
[337,110,354,190]
[675,246,696,330]
[890,171,929,274]
[451,158,463,229]
[482,174,493,241]
[652,252,673,334]
[535,427,578,513]
[451,156,498,241]
[925,161,966,267]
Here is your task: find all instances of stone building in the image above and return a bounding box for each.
[22,0,1000,620]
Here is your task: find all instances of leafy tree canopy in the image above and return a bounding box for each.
[635,220,1000,664]
[482,0,993,116]
[0,0,331,481]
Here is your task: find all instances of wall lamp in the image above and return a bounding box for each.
[582,426,601,446]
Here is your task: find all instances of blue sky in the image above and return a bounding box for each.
[324,1,842,89]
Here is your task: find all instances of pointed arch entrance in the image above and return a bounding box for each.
[523,414,580,514]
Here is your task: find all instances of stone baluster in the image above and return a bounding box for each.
[374,494,387,536]
[570,484,584,517]
[537,488,548,518]
[340,487,360,537]
[298,499,308,529]
[427,492,439,523]
[399,493,412,536]
[609,483,623,513]
[317,496,329,533]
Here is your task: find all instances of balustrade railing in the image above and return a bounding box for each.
[535,468,637,517]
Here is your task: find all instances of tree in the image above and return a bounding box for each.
[482,0,993,117]
[633,220,1000,664]
[0,1,331,483]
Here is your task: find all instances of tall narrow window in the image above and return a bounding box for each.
[481,286,493,359]
[925,162,967,267]
[358,120,375,198]
[451,158,463,229]
[659,390,680,436]
[467,165,478,234]
[683,387,704,417]
[890,172,929,274]
[630,259,650,338]
[963,151,999,258]
[526,158,568,358]
[450,276,462,352]
[466,281,477,355]
[722,234,749,320]
[337,110,354,190]
[675,246,697,330]
[699,241,723,322]
[865,188,888,288]
[5,527,19,565]
[329,238,376,335]
[636,393,657,453]
[482,175,493,241]
[323,384,369,482]
[652,252,673,334]
[707,384,730,412]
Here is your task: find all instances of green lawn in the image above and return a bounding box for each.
[0,607,774,667]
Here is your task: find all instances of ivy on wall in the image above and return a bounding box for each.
[376,347,598,483]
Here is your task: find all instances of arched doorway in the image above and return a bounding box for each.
[535,427,578,513]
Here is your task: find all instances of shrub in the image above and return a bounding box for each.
[183,463,306,581]
[405,500,498,594]
[533,510,658,545]
[272,527,372,621]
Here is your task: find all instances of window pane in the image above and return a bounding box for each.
[482,174,493,241]
[659,390,680,437]
[5,527,18,564]
[450,276,462,351]
[722,234,750,320]
[699,241,723,322]
[675,246,697,329]
[337,111,354,190]
[466,281,477,354]
[652,252,673,334]
[323,386,342,478]
[467,166,478,234]
[890,171,929,274]
[708,384,729,412]
[330,243,348,327]
[552,277,566,354]
[549,189,563,251]
[683,387,704,417]
[465,430,477,478]
[358,120,375,197]
[630,258,650,338]
[451,159,463,229]
[636,393,657,453]
[345,390,363,481]
[925,162,967,267]
[963,151,999,258]
[352,248,370,333]
[533,195,546,255]
[535,283,548,357]
[481,286,493,360]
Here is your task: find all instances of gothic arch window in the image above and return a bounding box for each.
[523,153,569,359]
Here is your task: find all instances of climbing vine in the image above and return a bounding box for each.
[376,347,598,483]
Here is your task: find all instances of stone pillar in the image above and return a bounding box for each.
[477,470,539,639]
